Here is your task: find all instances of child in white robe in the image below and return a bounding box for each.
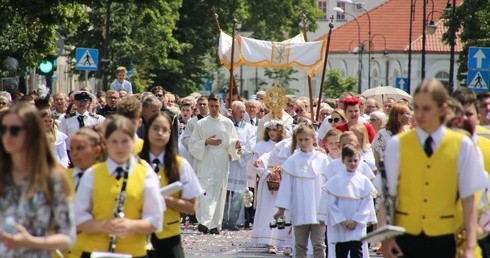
[250,120,288,254]
[274,124,330,258]
[319,131,375,258]
[324,144,377,258]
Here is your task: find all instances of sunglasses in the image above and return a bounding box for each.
[0,102,7,106]
[155,94,164,97]
[0,125,25,137]
[328,117,341,123]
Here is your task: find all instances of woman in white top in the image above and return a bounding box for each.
[40,108,69,168]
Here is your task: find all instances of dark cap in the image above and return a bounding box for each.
[74,91,95,101]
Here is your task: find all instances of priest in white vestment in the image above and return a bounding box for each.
[188,94,241,233]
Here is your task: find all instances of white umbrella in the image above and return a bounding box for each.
[361,86,412,104]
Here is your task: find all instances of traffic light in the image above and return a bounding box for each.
[99,59,110,73]
[37,56,57,76]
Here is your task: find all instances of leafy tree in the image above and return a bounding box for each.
[445,0,490,81]
[0,1,89,73]
[263,68,299,92]
[322,68,357,98]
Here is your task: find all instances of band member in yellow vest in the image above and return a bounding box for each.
[59,127,107,258]
[74,115,164,258]
[139,112,203,258]
[451,89,490,257]
[381,79,488,258]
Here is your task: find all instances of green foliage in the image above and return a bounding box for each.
[445,0,490,81]
[1,0,323,96]
[322,68,357,98]
[263,68,299,88]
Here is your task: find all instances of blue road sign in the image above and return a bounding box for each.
[395,77,408,92]
[75,48,99,71]
[468,69,489,93]
[468,47,490,70]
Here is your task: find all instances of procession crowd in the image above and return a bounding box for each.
[1,66,490,258]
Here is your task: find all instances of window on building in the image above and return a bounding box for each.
[336,2,346,20]
[435,71,450,88]
[318,0,328,20]
[372,69,379,88]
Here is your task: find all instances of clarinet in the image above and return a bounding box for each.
[108,161,130,253]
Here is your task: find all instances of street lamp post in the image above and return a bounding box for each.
[103,0,111,91]
[408,0,434,92]
[448,0,456,92]
[341,0,372,88]
[371,34,389,85]
[334,7,363,93]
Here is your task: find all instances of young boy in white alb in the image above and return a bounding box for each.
[322,144,377,258]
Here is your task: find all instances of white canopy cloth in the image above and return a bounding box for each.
[218,31,326,77]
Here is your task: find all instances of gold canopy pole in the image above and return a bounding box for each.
[316,15,334,122]
[301,10,316,123]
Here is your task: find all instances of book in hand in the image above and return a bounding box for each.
[160,181,183,197]
[360,225,406,243]
[90,252,131,258]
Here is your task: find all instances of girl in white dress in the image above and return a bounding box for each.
[250,120,287,254]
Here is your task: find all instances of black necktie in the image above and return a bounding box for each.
[424,136,433,157]
[152,158,161,173]
[77,115,85,128]
[115,167,124,180]
[75,173,83,191]
[234,122,240,127]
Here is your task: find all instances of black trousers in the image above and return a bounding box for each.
[335,240,362,258]
[478,233,490,258]
[395,232,455,258]
[244,187,255,227]
[148,234,184,258]
[81,252,147,258]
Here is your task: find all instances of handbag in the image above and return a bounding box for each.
[266,166,282,191]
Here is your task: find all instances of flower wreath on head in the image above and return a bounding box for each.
[264,120,283,129]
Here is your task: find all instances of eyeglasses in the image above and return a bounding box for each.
[0,125,25,137]
[296,109,303,113]
[0,102,7,106]
[328,117,341,123]
[155,94,164,97]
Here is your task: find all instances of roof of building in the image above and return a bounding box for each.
[315,0,463,54]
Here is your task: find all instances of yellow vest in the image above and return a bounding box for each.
[134,138,144,155]
[83,161,148,256]
[155,156,184,239]
[478,136,490,173]
[396,129,463,236]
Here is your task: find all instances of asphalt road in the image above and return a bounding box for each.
[182,224,382,257]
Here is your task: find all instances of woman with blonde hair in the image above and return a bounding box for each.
[0,103,75,257]
[39,108,69,168]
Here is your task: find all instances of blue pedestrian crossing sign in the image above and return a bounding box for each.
[75,48,98,71]
[468,70,489,92]
[468,47,490,70]
[395,77,408,92]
